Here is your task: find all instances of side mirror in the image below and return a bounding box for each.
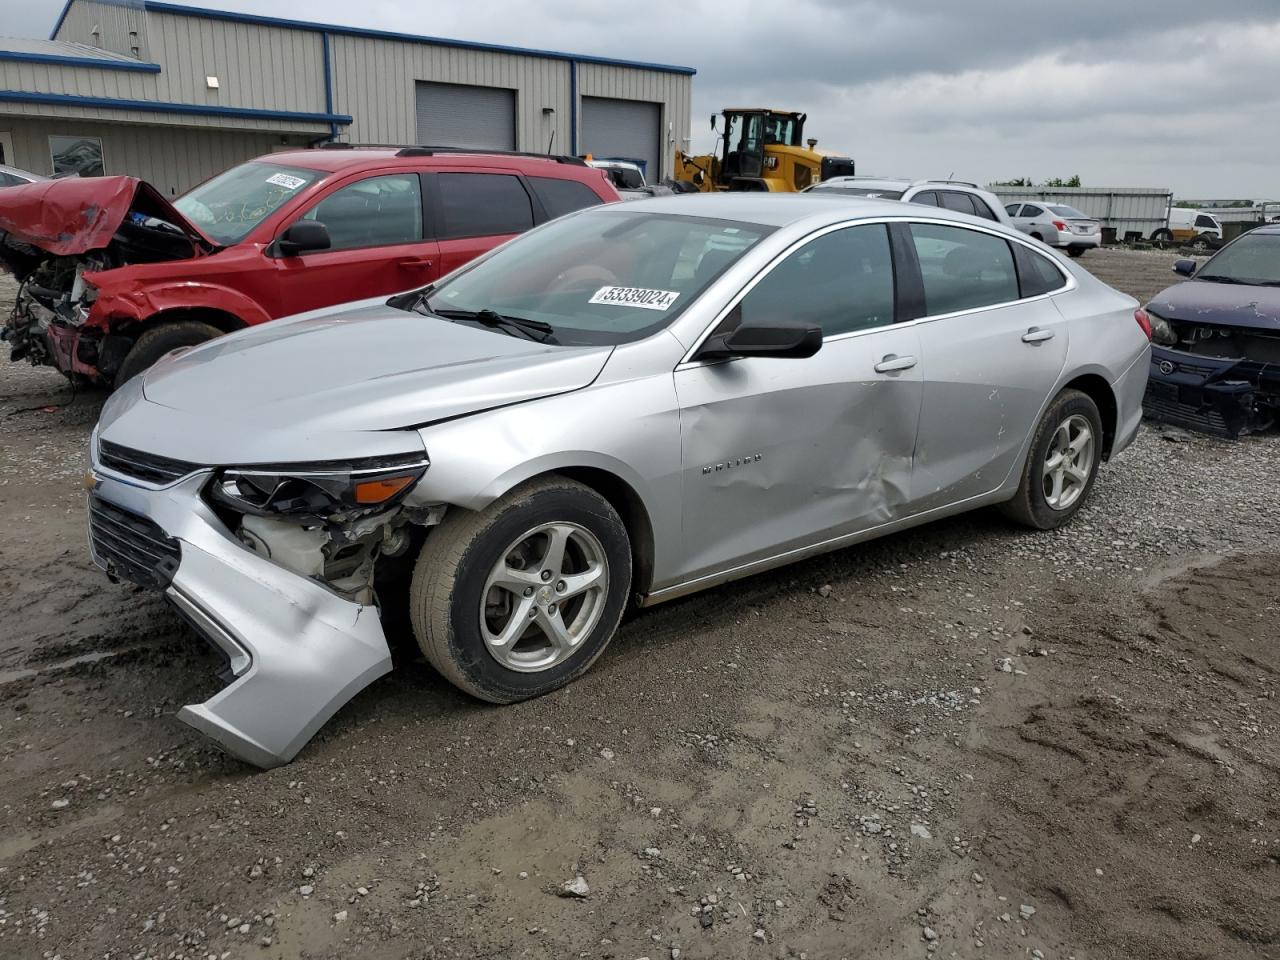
[274,220,331,257]
[1173,258,1197,277]
[698,321,823,361]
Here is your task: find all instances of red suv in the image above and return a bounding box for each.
[0,147,620,386]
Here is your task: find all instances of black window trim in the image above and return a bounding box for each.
[422,169,542,242]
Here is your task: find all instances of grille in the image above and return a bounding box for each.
[88,496,181,590]
[98,440,200,485]
[1143,395,1234,439]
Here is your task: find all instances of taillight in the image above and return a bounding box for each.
[1134,308,1153,341]
[1052,219,1068,231]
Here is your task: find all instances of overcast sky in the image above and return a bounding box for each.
[6,0,1279,197]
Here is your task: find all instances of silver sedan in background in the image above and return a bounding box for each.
[1005,201,1103,257]
[85,194,1151,766]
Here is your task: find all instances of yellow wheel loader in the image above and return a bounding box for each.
[674,108,855,193]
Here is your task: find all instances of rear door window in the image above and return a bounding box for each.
[528,176,606,220]
[1005,204,1023,217]
[940,191,977,216]
[969,196,1000,221]
[436,172,535,239]
[909,222,1019,316]
[911,190,940,207]
[1021,204,1044,218]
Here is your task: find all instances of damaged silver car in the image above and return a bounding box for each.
[86,193,1151,767]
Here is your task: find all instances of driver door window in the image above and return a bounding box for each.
[738,224,895,336]
[302,174,423,250]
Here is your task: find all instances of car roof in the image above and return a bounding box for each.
[815,177,912,190]
[0,163,46,182]
[606,191,1010,230]
[259,147,593,175]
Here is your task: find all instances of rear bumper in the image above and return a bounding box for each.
[1143,345,1280,437]
[1111,345,1151,457]
[85,466,392,768]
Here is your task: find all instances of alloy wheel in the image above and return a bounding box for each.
[480,522,609,672]
[1042,414,1094,511]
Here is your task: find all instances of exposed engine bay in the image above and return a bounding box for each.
[1145,314,1280,437]
[0,177,205,383]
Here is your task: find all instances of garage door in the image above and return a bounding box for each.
[415,81,516,150]
[581,97,661,182]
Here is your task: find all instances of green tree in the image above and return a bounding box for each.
[1042,175,1082,188]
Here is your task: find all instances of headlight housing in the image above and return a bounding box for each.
[1146,309,1178,347]
[210,453,429,519]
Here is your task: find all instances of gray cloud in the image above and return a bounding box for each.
[3,0,1279,196]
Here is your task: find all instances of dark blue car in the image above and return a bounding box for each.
[1142,224,1280,437]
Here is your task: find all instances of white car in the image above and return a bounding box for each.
[806,177,1012,225]
[0,163,47,189]
[1005,203,1102,258]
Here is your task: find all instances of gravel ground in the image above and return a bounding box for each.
[0,250,1276,960]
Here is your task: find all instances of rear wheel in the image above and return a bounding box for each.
[1066,247,1086,258]
[409,476,631,703]
[1002,389,1103,530]
[1030,232,1044,242]
[114,320,222,388]
[1189,233,1213,251]
[1151,228,1173,244]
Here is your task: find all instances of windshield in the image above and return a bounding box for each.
[1197,232,1280,285]
[417,209,773,345]
[175,161,325,244]
[1048,205,1089,219]
[810,185,905,199]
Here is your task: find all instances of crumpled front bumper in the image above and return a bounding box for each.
[85,465,392,768]
[1144,345,1280,438]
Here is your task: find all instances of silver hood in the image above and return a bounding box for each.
[96,301,612,465]
[143,303,613,427]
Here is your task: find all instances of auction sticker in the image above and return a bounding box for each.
[266,172,308,190]
[589,286,680,311]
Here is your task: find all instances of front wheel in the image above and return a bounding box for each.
[1002,389,1104,530]
[113,320,222,388]
[409,476,632,703]
[1189,234,1213,251]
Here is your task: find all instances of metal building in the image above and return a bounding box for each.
[0,0,694,195]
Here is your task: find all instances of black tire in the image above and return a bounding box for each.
[114,320,222,387]
[1001,389,1104,530]
[1189,233,1212,251]
[1151,228,1173,243]
[1066,247,1085,258]
[1030,232,1044,242]
[409,476,631,703]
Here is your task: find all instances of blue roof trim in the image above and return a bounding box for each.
[0,90,352,125]
[50,0,75,40]
[143,1,697,76]
[0,51,162,73]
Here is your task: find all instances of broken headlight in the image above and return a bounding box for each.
[210,453,429,519]
[1146,309,1178,347]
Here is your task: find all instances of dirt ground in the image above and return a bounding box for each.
[0,249,1276,960]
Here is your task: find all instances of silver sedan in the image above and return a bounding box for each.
[86,193,1151,766]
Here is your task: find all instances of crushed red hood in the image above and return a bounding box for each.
[0,175,214,256]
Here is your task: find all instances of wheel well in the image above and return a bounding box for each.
[551,467,656,597]
[1062,374,1118,458]
[137,307,247,336]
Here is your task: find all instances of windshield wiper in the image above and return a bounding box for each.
[1195,274,1248,284]
[428,305,557,343]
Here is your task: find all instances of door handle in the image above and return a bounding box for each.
[397,257,434,269]
[873,354,917,373]
[1022,327,1055,343]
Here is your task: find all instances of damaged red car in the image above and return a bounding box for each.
[0,147,619,386]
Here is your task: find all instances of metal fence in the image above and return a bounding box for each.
[988,186,1174,242]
